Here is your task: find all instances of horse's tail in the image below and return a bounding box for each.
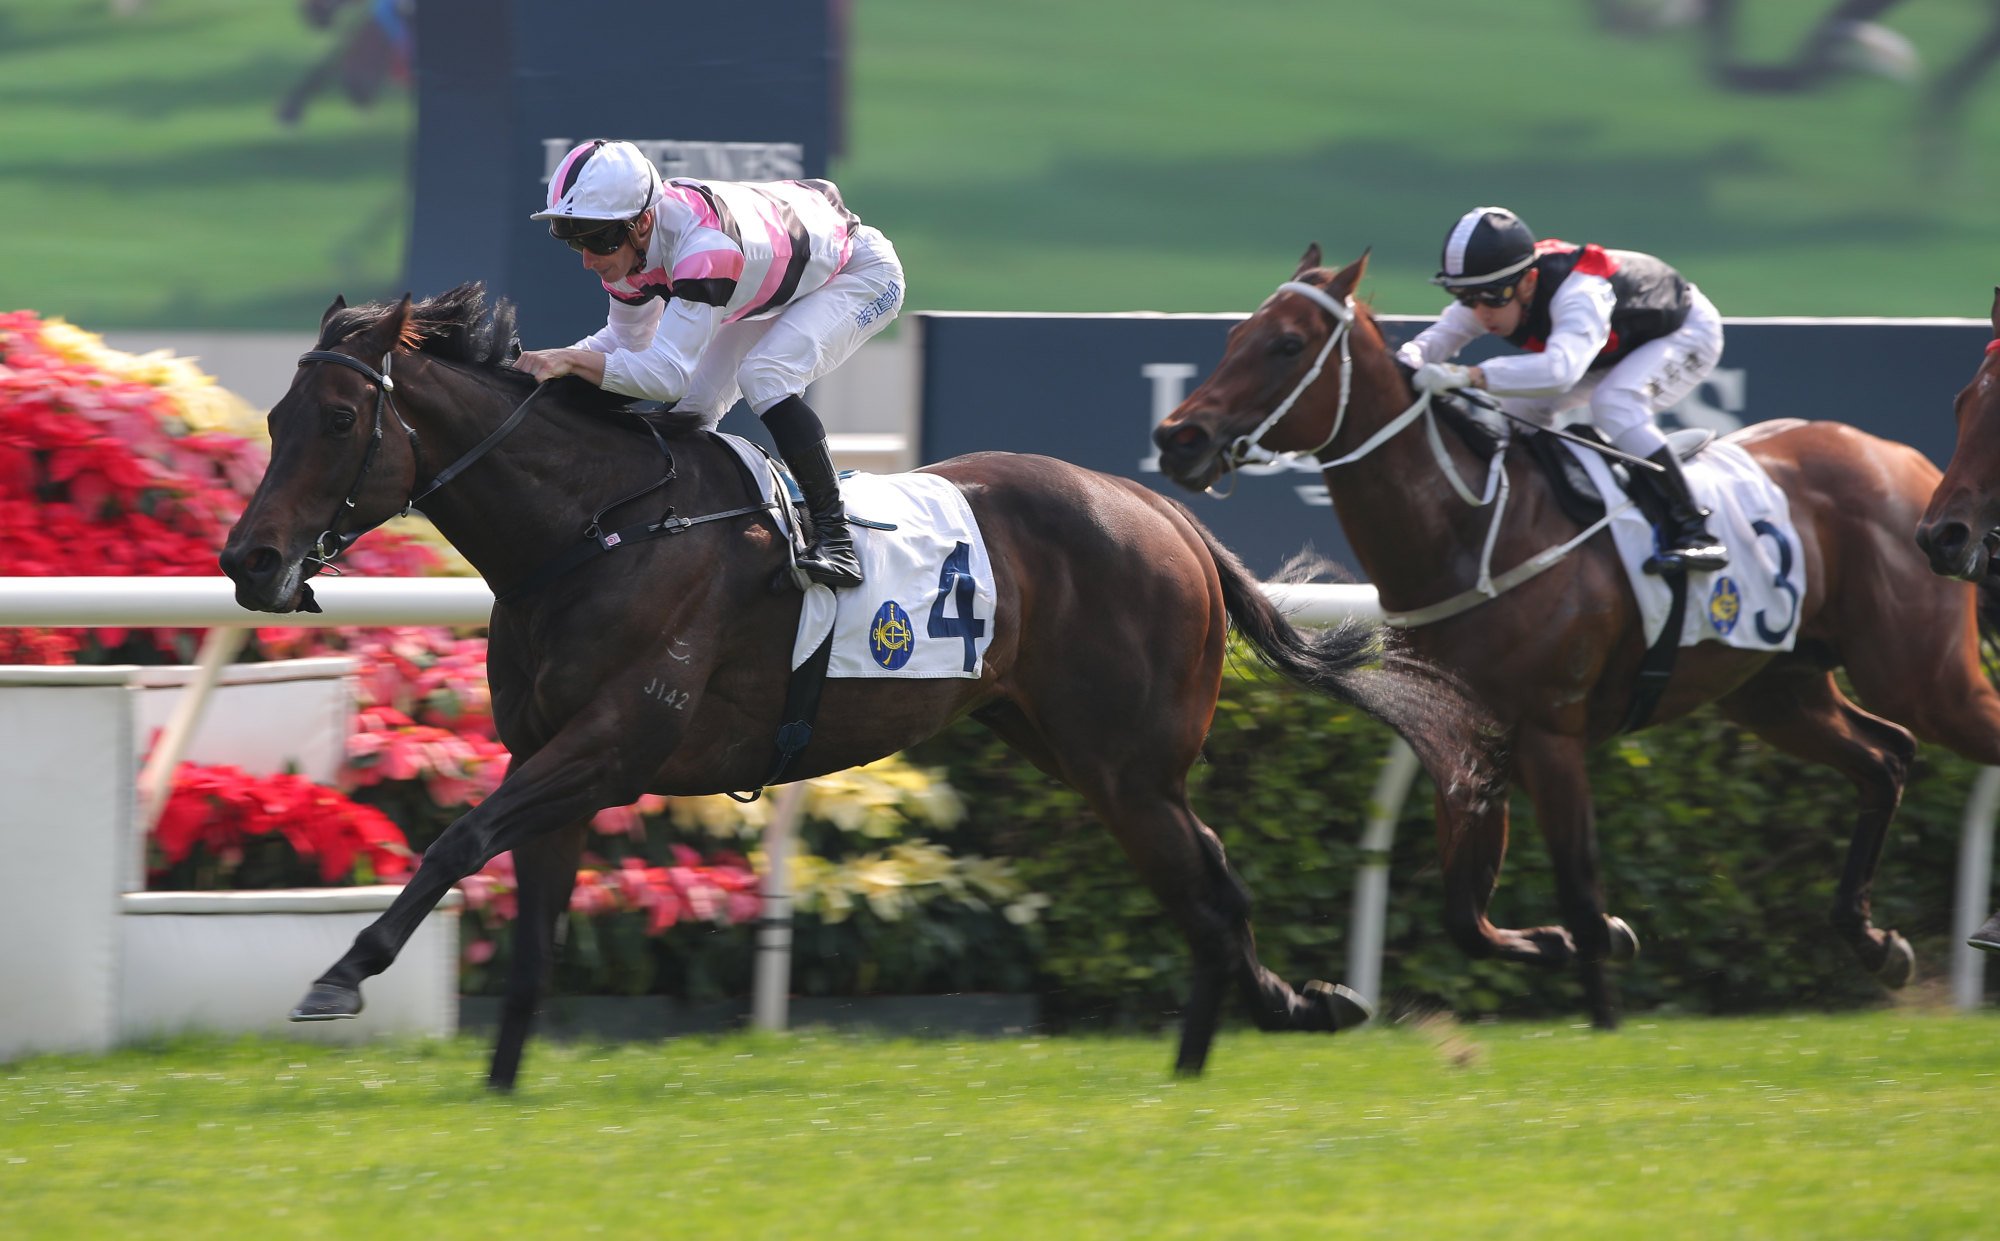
[1173,499,1499,809]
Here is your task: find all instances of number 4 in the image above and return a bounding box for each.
[927,541,986,672]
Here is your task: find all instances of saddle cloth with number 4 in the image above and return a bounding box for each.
[792,471,996,678]
[712,434,997,679]
[1568,435,1805,653]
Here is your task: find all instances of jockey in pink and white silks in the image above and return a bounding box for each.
[514,139,905,589]
[1396,206,1729,575]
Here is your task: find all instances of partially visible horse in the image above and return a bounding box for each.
[1912,284,2000,953]
[219,284,1488,1088]
[1153,246,2000,1024]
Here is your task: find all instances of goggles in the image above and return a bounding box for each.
[549,217,632,256]
[1451,283,1519,309]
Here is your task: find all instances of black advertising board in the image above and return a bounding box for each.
[405,0,835,346]
[917,311,1985,578]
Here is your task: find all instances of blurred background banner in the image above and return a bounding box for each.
[6,0,1994,333]
[404,0,835,344]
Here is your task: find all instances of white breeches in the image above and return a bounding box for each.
[1495,286,1724,458]
[680,225,906,422]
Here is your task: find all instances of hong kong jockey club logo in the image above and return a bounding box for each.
[869,600,915,670]
[1708,576,1741,636]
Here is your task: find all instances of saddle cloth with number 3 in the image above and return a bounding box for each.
[1568,435,1805,653]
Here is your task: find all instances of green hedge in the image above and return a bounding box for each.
[905,655,1988,1026]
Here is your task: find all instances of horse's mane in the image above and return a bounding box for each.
[318,282,709,437]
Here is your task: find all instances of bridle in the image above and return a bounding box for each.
[1218,280,1498,509]
[293,347,544,574]
[294,349,420,572]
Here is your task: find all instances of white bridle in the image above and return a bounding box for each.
[1219,279,1631,626]
[1225,280,1498,505]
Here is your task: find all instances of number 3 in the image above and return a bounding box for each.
[1751,518,1800,644]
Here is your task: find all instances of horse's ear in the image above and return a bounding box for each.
[1327,247,1372,296]
[319,295,347,332]
[375,292,416,351]
[1292,243,1323,279]
[1990,285,1999,337]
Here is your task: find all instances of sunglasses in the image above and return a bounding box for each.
[1452,284,1518,309]
[548,219,631,256]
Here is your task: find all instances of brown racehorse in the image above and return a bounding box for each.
[218,284,1487,1089]
[1153,246,2000,1025]
[1912,285,2000,953]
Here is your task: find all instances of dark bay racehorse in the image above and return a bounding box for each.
[219,284,1486,1089]
[1153,247,2000,1025]
[1912,285,2000,953]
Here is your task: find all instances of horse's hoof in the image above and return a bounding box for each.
[289,982,364,1021]
[1969,914,2000,955]
[1875,932,1915,989]
[1606,916,1640,963]
[1303,980,1373,1032]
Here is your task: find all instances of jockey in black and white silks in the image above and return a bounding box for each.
[1397,206,1730,575]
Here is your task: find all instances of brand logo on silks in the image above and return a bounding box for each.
[869,600,915,670]
[1708,576,1742,636]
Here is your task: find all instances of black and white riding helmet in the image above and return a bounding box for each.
[1432,206,1537,289]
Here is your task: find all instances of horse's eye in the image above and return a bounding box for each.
[1274,335,1305,358]
[324,407,358,436]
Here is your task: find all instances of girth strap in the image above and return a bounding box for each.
[727,627,836,804]
[1617,567,1690,734]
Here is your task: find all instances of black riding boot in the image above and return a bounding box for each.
[760,395,863,589]
[1636,447,1729,575]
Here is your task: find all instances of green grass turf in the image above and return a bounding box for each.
[2,1010,1993,1238]
[2,1,1993,329]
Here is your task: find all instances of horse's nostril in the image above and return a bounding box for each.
[224,545,283,582]
[1926,522,1969,557]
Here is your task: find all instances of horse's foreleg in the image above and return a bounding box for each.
[486,822,587,1093]
[1435,748,1578,969]
[1720,666,1917,986]
[292,722,663,1021]
[1515,726,1633,1031]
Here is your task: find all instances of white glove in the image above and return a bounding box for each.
[1414,361,1477,393]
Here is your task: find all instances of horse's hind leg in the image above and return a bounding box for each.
[1108,793,1357,1074]
[1719,662,1918,986]
[487,821,587,1093]
[977,703,1354,1076]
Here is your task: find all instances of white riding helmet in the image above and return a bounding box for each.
[529,139,661,223]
